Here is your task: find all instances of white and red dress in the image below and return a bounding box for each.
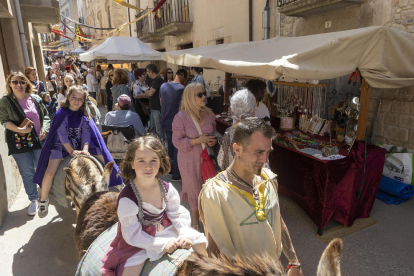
[101,181,207,276]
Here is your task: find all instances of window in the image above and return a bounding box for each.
[216,39,224,45]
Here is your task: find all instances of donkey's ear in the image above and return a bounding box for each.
[64,168,89,194]
[317,238,342,276]
[99,161,114,190]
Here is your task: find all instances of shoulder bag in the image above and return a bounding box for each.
[5,96,42,155]
[190,115,217,182]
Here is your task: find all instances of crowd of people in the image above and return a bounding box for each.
[1,58,304,275]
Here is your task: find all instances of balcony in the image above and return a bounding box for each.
[136,0,192,43]
[277,0,366,17]
[20,0,60,24]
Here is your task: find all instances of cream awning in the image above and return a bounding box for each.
[162,26,414,89]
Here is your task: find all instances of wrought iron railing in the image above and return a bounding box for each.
[136,0,191,37]
[277,0,300,7]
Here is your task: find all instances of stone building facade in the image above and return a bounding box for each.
[136,0,413,149]
[81,0,134,39]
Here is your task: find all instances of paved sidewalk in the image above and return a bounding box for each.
[0,188,78,276]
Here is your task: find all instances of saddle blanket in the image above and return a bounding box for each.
[75,223,191,276]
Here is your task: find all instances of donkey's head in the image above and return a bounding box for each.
[64,156,114,211]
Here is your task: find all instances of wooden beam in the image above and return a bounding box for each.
[356,78,371,140]
[224,72,231,105]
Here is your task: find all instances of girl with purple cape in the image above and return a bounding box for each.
[33,85,122,218]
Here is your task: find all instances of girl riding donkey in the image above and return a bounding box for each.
[101,135,207,276]
[33,85,122,218]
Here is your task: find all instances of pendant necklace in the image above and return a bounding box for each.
[131,178,168,232]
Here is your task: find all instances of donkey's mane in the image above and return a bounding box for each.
[70,157,102,190]
[178,253,286,276]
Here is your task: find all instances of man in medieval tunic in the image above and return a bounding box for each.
[199,117,304,276]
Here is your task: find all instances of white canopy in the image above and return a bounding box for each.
[80,36,162,63]
[162,26,414,89]
[71,48,85,54]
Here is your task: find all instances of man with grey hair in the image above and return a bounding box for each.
[217,89,257,170]
[199,117,303,276]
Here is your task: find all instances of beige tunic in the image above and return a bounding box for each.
[199,168,282,259]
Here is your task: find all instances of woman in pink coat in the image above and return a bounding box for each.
[172,83,217,230]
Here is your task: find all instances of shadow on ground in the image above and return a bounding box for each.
[12,198,78,276]
[0,207,35,236]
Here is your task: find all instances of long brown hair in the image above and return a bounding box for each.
[5,72,34,95]
[58,74,77,97]
[24,67,36,80]
[112,68,129,85]
[61,85,90,120]
[163,67,173,82]
[120,135,170,181]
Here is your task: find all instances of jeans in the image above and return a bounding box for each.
[150,109,164,141]
[165,130,180,177]
[12,149,42,201]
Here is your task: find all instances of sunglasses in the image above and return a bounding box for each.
[196,92,206,98]
[11,80,27,86]
[167,71,173,74]
[109,74,114,76]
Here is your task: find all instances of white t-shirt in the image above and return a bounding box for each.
[255,102,270,121]
[57,93,66,107]
[133,81,148,97]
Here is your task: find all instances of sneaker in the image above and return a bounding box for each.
[27,200,38,216]
[172,176,182,181]
[38,199,50,218]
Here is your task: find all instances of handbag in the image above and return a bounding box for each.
[5,96,42,155]
[139,99,150,116]
[191,116,217,182]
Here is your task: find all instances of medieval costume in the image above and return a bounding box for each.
[33,107,122,187]
[199,168,282,259]
[101,180,207,276]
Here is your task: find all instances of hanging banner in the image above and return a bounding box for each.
[75,24,86,46]
[52,29,73,41]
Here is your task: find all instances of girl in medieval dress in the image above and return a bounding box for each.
[33,85,122,218]
[101,135,208,276]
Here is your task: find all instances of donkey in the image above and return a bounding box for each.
[174,238,342,276]
[64,155,119,258]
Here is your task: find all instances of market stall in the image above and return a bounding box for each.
[162,26,414,234]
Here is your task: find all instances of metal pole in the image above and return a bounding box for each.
[14,0,30,68]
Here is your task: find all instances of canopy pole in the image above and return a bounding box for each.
[224,72,231,105]
[356,78,371,140]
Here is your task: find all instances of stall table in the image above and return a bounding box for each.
[215,116,386,234]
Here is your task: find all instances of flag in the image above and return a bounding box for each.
[75,24,86,46]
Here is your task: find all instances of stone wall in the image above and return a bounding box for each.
[369,86,414,149]
[83,0,130,38]
[387,0,414,33]
[0,43,23,227]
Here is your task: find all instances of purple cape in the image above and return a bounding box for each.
[33,107,123,187]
